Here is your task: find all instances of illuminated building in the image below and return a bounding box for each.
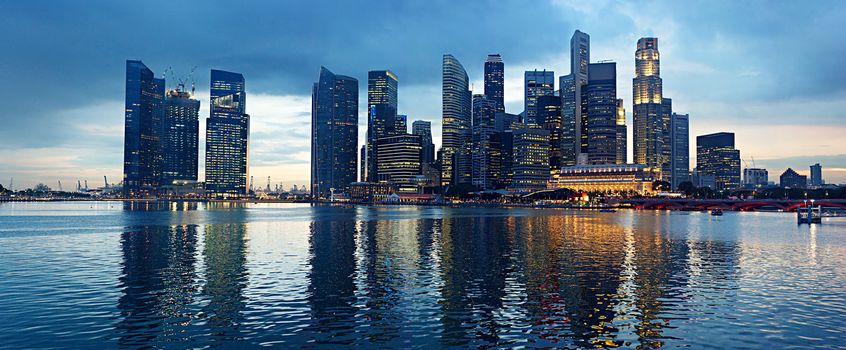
[494,112,520,189]
[348,182,395,203]
[743,168,768,188]
[537,95,562,176]
[472,94,499,189]
[376,134,422,193]
[412,120,435,166]
[615,99,627,164]
[548,164,660,195]
[205,69,249,197]
[123,60,164,196]
[161,86,200,185]
[696,132,741,190]
[524,69,554,125]
[584,62,617,165]
[572,30,590,160]
[396,114,407,134]
[441,54,472,187]
[311,67,359,198]
[779,168,807,188]
[632,37,665,171]
[512,125,550,190]
[669,113,689,189]
[560,74,577,166]
[484,54,505,113]
[365,70,399,182]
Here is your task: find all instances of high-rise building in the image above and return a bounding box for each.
[412,120,435,166]
[441,54,472,187]
[365,70,399,182]
[524,69,555,125]
[205,69,249,197]
[484,54,505,113]
[633,38,665,172]
[780,168,807,188]
[571,30,590,160]
[376,134,422,192]
[123,60,165,196]
[743,168,768,188]
[584,62,617,165]
[512,125,550,190]
[696,132,740,191]
[660,98,673,179]
[360,145,367,182]
[472,94,499,190]
[396,114,408,134]
[615,99,627,164]
[809,163,823,187]
[669,113,690,189]
[560,74,578,167]
[494,112,521,188]
[161,85,200,185]
[537,95,562,176]
[311,67,359,198]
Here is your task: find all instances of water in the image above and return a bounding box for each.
[1,202,845,349]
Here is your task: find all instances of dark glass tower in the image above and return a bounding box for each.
[161,86,200,184]
[524,69,554,125]
[537,95,562,176]
[123,60,165,196]
[205,69,249,197]
[669,113,690,189]
[365,70,399,182]
[484,54,505,113]
[311,67,359,198]
[571,30,590,161]
[560,74,577,166]
[584,62,617,164]
[441,54,472,187]
[633,37,665,171]
[472,94,499,190]
[696,132,740,191]
[412,120,435,166]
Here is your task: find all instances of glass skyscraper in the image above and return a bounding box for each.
[412,120,435,166]
[560,74,577,166]
[615,99,627,164]
[512,125,550,190]
[584,62,617,165]
[123,60,165,196]
[696,132,740,191]
[524,69,554,125]
[484,54,505,113]
[161,86,200,184]
[311,67,359,198]
[365,70,399,182]
[670,113,690,189]
[441,54,472,187]
[205,69,249,197]
[571,30,590,161]
[537,95,562,176]
[472,94,499,190]
[633,38,666,172]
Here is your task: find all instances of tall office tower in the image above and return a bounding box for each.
[571,30,590,159]
[161,85,200,185]
[560,74,577,166]
[396,114,408,134]
[484,54,505,113]
[376,134,422,192]
[743,168,769,188]
[660,98,673,179]
[123,60,165,196]
[583,62,617,165]
[441,54,472,187]
[311,67,359,198]
[809,163,823,187]
[472,94,499,190]
[537,95,562,176]
[494,112,521,188]
[524,69,555,125]
[615,99,627,164]
[365,70,399,182]
[512,125,551,190]
[633,37,665,171]
[360,145,367,182]
[205,69,249,197]
[696,132,741,191]
[412,120,435,165]
[669,113,690,189]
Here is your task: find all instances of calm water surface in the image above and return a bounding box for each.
[0,201,845,349]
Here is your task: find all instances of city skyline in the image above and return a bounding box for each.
[2,1,846,189]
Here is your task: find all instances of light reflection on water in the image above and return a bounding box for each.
[0,202,845,349]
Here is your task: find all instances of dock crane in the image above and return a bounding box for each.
[58,180,63,192]
[104,176,108,189]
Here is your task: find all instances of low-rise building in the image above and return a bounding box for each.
[548,164,660,195]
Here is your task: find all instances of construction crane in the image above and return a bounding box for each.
[58,180,63,192]
[77,180,82,192]
[8,178,12,191]
[104,176,108,189]
[266,176,271,193]
[84,180,88,190]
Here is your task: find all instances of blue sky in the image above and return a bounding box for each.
[1,0,844,189]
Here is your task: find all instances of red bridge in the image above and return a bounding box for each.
[611,198,846,212]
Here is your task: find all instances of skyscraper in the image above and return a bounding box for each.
[524,69,554,125]
[615,99,627,164]
[472,94,499,190]
[376,134,422,192]
[365,70,399,182]
[669,113,690,189]
[571,30,590,160]
[123,60,165,196]
[696,132,740,191]
[396,114,408,134]
[810,163,823,187]
[205,69,249,197]
[584,62,617,165]
[311,67,359,198]
[560,74,577,166]
[441,54,472,187]
[512,125,550,190]
[537,95,562,176]
[484,54,505,113]
[161,85,200,185]
[660,97,673,179]
[633,38,665,171]
[412,120,435,166]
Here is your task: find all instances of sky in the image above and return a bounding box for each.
[1,0,845,190]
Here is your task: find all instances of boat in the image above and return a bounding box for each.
[711,209,723,216]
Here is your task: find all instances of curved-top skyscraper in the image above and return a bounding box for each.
[441,54,471,186]
[632,37,666,170]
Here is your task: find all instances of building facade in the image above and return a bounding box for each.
[511,126,550,190]
[484,54,505,113]
[161,86,200,185]
[584,62,617,165]
[615,99,627,164]
[549,164,660,196]
[376,134,422,192]
[560,74,578,167]
[632,38,665,171]
[669,113,690,189]
[311,67,359,199]
[205,69,249,197]
[780,168,807,188]
[412,120,435,166]
[524,69,555,125]
[365,70,399,182]
[472,94,499,190]
[696,132,741,191]
[123,60,165,196]
[809,163,823,187]
[743,168,769,188]
[441,54,472,187]
[537,95,562,178]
